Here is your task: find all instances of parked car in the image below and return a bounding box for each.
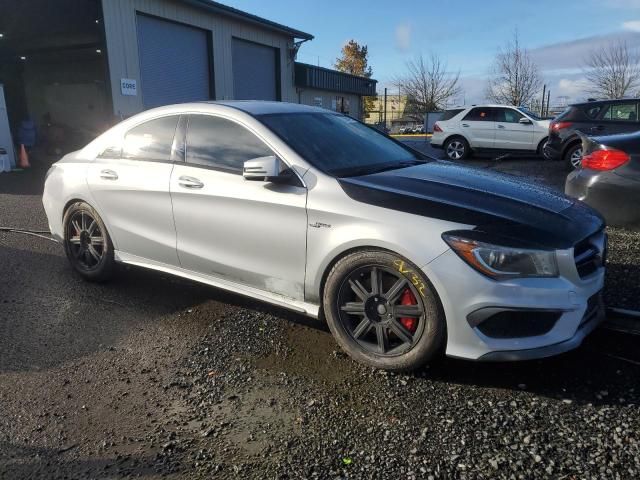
[43,101,605,371]
[545,98,640,169]
[431,105,550,160]
[565,131,640,227]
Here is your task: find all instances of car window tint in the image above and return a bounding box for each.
[584,105,603,119]
[186,115,273,173]
[122,116,179,162]
[441,109,464,121]
[496,108,524,123]
[602,102,637,122]
[463,107,493,121]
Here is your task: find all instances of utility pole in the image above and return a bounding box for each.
[546,90,551,117]
[540,84,546,117]
[384,87,388,128]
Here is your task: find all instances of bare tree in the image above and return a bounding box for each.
[397,53,461,114]
[486,32,542,106]
[583,40,640,99]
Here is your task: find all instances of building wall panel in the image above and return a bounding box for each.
[102,0,296,118]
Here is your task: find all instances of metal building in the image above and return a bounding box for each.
[0,0,376,156]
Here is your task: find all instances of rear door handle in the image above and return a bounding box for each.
[462,123,470,127]
[497,124,505,129]
[100,169,118,180]
[591,125,605,132]
[178,176,204,189]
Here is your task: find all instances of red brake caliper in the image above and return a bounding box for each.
[399,288,418,333]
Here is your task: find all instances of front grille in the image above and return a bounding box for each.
[477,310,561,339]
[574,232,605,278]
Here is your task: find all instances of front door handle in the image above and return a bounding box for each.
[462,123,470,127]
[100,169,118,180]
[591,125,605,132]
[178,176,204,189]
[497,124,505,129]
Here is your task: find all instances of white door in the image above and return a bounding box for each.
[460,107,495,148]
[494,108,534,150]
[170,114,308,300]
[86,115,181,266]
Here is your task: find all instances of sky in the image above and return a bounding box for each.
[223,0,640,106]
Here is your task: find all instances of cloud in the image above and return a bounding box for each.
[623,20,640,32]
[395,23,412,53]
[556,77,591,99]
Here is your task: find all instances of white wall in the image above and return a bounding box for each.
[297,88,362,119]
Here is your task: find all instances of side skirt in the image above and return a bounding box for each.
[114,251,321,318]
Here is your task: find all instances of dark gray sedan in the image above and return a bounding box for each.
[565,132,640,228]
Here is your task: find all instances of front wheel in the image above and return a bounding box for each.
[62,202,115,282]
[444,137,470,161]
[323,250,446,371]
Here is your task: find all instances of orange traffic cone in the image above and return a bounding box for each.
[18,144,30,169]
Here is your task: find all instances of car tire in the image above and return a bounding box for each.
[537,138,551,160]
[323,249,446,371]
[444,136,470,161]
[62,201,115,282]
[564,143,583,170]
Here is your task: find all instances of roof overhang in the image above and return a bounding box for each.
[180,0,314,40]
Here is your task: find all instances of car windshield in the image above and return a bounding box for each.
[517,107,542,120]
[258,112,425,177]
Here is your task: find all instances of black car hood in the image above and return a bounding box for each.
[339,161,604,249]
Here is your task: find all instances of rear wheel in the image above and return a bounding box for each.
[565,143,583,169]
[63,202,115,282]
[444,137,470,161]
[323,250,445,371]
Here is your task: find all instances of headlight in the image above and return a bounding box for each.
[442,233,558,280]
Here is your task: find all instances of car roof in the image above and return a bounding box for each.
[446,104,523,110]
[202,100,325,115]
[570,98,640,108]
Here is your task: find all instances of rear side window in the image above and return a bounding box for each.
[463,107,494,121]
[122,116,179,162]
[440,109,464,121]
[601,102,638,122]
[185,115,273,173]
[583,105,603,119]
[495,108,524,123]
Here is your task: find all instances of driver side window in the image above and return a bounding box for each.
[185,115,273,173]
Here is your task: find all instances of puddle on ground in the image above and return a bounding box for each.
[255,322,354,385]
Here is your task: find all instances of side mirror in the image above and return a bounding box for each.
[243,155,280,181]
[519,117,533,124]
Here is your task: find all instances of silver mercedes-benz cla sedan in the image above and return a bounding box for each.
[43,101,606,371]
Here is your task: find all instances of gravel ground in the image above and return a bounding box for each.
[0,151,639,479]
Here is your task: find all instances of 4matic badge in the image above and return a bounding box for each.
[309,222,331,229]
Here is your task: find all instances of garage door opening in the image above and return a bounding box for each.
[232,38,280,101]
[0,0,111,156]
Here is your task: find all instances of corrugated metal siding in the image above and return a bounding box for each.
[136,14,210,108]
[295,63,376,96]
[298,89,362,120]
[102,0,296,118]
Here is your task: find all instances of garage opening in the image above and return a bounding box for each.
[232,38,280,101]
[136,14,212,109]
[0,0,111,157]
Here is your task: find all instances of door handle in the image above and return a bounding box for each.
[178,176,204,189]
[100,169,118,180]
[591,125,605,132]
[497,124,505,129]
[462,123,470,127]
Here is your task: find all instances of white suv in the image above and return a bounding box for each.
[431,105,550,160]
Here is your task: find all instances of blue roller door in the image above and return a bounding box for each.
[232,38,279,101]
[136,14,211,109]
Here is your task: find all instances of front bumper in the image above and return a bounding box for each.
[543,141,563,161]
[565,169,640,227]
[424,240,606,361]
